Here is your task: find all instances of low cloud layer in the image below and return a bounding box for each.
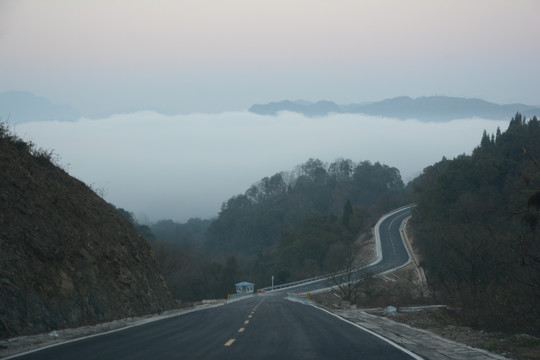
[15,112,508,222]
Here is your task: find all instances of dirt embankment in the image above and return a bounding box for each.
[0,130,175,338]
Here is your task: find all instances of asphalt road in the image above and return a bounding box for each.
[271,205,414,294]
[370,206,413,273]
[12,206,418,359]
[14,294,420,359]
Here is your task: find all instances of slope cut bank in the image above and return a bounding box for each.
[0,125,174,338]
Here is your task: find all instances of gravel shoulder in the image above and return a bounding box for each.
[388,308,540,360]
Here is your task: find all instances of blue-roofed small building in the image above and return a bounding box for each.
[235,281,254,294]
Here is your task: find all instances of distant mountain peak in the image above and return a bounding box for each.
[0,90,80,124]
[249,96,540,122]
[249,99,342,117]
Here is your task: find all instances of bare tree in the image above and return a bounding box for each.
[326,242,365,304]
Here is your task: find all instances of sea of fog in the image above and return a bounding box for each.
[15,111,508,223]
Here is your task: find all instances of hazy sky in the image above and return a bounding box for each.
[15,113,508,222]
[1,0,539,114]
[2,1,538,222]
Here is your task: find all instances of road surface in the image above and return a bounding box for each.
[11,206,420,360]
[13,294,420,359]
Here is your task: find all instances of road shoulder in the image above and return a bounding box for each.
[319,303,512,360]
[0,301,225,359]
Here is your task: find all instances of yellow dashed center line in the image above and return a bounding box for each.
[225,298,266,349]
[224,339,235,346]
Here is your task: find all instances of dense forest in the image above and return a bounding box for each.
[122,158,409,301]
[411,113,540,335]
[205,158,406,256]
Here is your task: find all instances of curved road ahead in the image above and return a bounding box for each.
[369,205,414,274]
[10,206,420,360]
[267,205,414,294]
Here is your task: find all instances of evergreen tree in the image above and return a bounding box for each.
[342,200,353,229]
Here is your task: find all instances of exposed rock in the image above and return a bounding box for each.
[0,129,175,337]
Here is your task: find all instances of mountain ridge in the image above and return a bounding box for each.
[3,91,540,123]
[249,96,540,121]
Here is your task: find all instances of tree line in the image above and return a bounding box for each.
[410,113,540,335]
[118,158,409,301]
[205,158,406,256]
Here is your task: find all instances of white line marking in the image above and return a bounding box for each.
[3,303,226,359]
[303,302,423,360]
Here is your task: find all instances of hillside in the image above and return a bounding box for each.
[410,113,540,335]
[205,158,405,257]
[249,96,540,121]
[135,158,409,302]
[0,124,174,337]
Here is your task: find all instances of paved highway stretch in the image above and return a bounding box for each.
[11,206,419,359]
[370,205,413,274]
[269,205,414,294]
[13,295,420,359]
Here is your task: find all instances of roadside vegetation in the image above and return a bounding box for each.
[410,113,540,336]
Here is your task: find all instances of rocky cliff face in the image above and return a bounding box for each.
[0,127,175,337]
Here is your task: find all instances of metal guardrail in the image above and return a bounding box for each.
[259,204,416,293]
[259,273,328,292]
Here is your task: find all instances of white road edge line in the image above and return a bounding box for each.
[301,301,423,360]
[3,303,225,360]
